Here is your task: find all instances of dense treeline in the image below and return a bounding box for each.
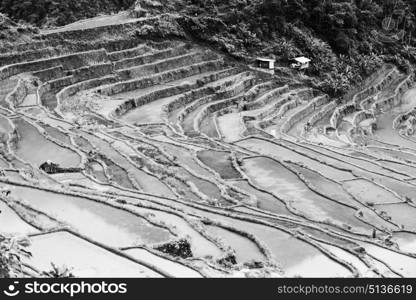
[174,0,416,96]
[0,0,135,27]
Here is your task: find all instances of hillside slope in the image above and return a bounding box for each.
[2,0,415,98]
[1,11,416,278]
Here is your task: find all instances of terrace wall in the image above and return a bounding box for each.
[0,47,60,68]
[114,44,189,70]
[281,95,330,134]
[6,79,27,108]
[100,59,223,96]
[330,103,357,129]
[0,49,109,80]
[372,74,414,113]
[244,85,290,111]
[32,65,65,82]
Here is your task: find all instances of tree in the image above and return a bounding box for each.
[0,234,31,278]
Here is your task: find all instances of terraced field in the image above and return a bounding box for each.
[1,15,416,278]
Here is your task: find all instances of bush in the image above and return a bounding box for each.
[0,234,31,278]
[154,239,193,259]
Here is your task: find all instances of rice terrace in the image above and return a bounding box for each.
[1,0,416,279]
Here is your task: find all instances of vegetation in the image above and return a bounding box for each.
[173,0,416,97]
[42,263,74,278]
[155,239,193,259]
[0,234,31,278]
[0,0,416,96]
[0,0,136,27]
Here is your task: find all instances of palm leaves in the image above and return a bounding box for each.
[0,234,31,278]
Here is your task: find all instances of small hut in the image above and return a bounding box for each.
[256,57,276,70]
[291,56,311,70]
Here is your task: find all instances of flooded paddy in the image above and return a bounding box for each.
[236,138,355,181]
[85,160,109,183]
[241,157,372,233]
[287,162,360,208]
[3,34,416,278]
[0,200,39,235]
[229,179,291,216]
[197,150,241,179]
[199,113,219,139]
[13,118,81,168]
[205,225,267,263]
[40,123,71,144]
[374,203,416,231]
[27,231,163,277]
[3,184,173,247]
[124,248,202,278]
[315,241,378,277]
[81,132,174,196]
[199,208,352,277]
[391,232,416,254]
[360,241,416,277]
[217,112,244,142]
[122,204,224,259]
[342,179,404,205]
[121,93,182,125]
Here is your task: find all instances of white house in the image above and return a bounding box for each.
[256,57,275,70]
[291,56,311,70]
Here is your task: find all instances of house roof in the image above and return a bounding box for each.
[293,56,311,63]
[256,57,276,62]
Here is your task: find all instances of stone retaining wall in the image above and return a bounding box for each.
[307,102,336,127]
[244,85,290,111]
[164,68,240,114]
[330,103,357,129]
[108,45,152,61]
[100,59,223,96]
[0,49,109,80]
[281,95,330,134]
[0,47,60,68]
[351,67,399,105]
[117,51,217,79]
[56,75,118,114]
[114,44,188,70]
[32,65,65,82]
[372,74,414,113]
[352,111,375,127]
[6,79,27,108]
